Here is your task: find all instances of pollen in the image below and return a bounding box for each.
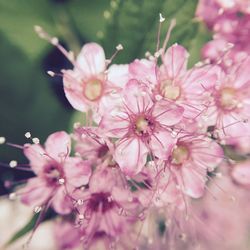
[172,145,189,165]
[219,87,238,110]
[135,116,149,134]
[161,80,181,100]
[83,79,103,101]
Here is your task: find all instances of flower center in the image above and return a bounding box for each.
[134,115,154,137]
[44,163,63,185]
[171,145,189,165]
[87,192,115,213]
[160,80,181,100]
[83,79,103,101]
[219,87,238,111]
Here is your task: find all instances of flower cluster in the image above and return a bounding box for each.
[196,0,250,69]
[2,12,250,250]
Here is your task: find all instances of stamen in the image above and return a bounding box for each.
[24,132,31,138]
[9,160,18,168]
[9,192,17,200]
[34,206,42,213]
[0,137,6,144]
[32,137,40,144]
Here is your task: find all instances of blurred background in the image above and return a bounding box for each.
[0,0,208,196]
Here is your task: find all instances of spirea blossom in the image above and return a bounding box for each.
[2,13,250,250]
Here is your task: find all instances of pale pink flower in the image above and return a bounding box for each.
[20,131,91,214]
[163,135,223,198]
[63,43,129,114]
[100,79,183,176]
[129,44,218,131]
[205,57,250,152]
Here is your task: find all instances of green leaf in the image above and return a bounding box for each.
[5,208,56,246]
[67,0,110,42]
[5,214,39,245]
[0,33,72,161]
[0,0,57,60]
[101,0,203,64]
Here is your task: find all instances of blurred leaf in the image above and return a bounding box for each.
[5,208,56,246]
[101,0,202,64]
[5,213,39,245]
[67,0,110,42]
[0,0,57,60]
[188,22,212,67]
[0,33,72,161]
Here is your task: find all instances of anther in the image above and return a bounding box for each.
[47,71,55,77]
[9,192,17,200]
[32,137,40,144]
[0,137,6,144]
[24,132,31,138]
[159,13,165,23]
[116,44,123,51]
[34,206,42,213]
[9,160,17,168]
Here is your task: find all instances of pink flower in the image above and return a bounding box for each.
[20,131,92,214]
[54,220,81,250]
[100,79,183,176]
[63,43,129,115]
[74,167,142,247]
[129,44,218,131]
[163,135,223,198]
[231,160,250,187]
[204,57,250,152]
[73,126,112,163]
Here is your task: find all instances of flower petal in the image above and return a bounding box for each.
[163,44,189,79]
[150,130,175,159]
[45,131,71,162]
[64,157,92,187]
[114,138,148,176]
[52,187,73,215]
[20,178,52,206]
[23,144,47,174]
[76,43,106,78]
[152,99,184,126]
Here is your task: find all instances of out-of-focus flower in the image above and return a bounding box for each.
[20,131,91,214]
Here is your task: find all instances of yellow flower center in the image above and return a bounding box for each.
[172,145,189,165]
[219,87,238,110]
[161,79,181,100]
[135,116,149,134]
[84,79,103,101]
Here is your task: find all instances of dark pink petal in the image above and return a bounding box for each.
[52,187,73,215]
[45,131,71,162]
[152,100,184,126]
[20,178,52,206]
[163,44,189,79]
[114,138,148,176]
